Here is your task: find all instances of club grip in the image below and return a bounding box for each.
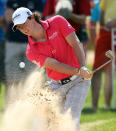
[84,71,93,80]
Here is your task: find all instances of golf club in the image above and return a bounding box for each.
[90,50,114,75]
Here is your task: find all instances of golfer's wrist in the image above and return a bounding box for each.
[80,66,87,70]
[75,66,87,75]
[75,68,81,75]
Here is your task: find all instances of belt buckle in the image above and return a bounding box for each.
[60,77,71,85]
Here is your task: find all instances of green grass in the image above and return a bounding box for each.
[80,65,116,131]
[0,83,5,110]
[89,119,116,131]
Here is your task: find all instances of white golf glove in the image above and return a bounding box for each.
[78,66,93,80]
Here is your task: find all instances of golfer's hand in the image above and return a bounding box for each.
[78,66,93,79]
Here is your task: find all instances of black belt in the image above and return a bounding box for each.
[58,75,77,85]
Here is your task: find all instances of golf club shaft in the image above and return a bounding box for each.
[93,59,112,73]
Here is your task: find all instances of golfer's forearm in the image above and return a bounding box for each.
[44,57,79,75]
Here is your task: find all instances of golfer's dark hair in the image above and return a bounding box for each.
[28,11,41,24]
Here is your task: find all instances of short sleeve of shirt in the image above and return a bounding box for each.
[100,0,104,10]
[54,15,75,38]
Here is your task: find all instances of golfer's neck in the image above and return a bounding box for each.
[31,25,46,41]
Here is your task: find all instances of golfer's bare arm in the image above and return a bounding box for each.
[65,31,85,67]
[43,31,85,75]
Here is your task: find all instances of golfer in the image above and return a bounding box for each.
[12,7,92,129]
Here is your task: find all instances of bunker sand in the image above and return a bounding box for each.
[0,69,77,131]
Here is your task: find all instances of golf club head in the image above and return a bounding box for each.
[105,50,114,60]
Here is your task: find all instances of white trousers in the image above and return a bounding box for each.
[47,76,91,130]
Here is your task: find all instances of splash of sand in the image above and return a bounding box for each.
[0,69,77,131]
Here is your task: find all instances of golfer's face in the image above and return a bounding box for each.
[17,18,34,36]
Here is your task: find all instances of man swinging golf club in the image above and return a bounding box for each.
[12,7,92,130]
